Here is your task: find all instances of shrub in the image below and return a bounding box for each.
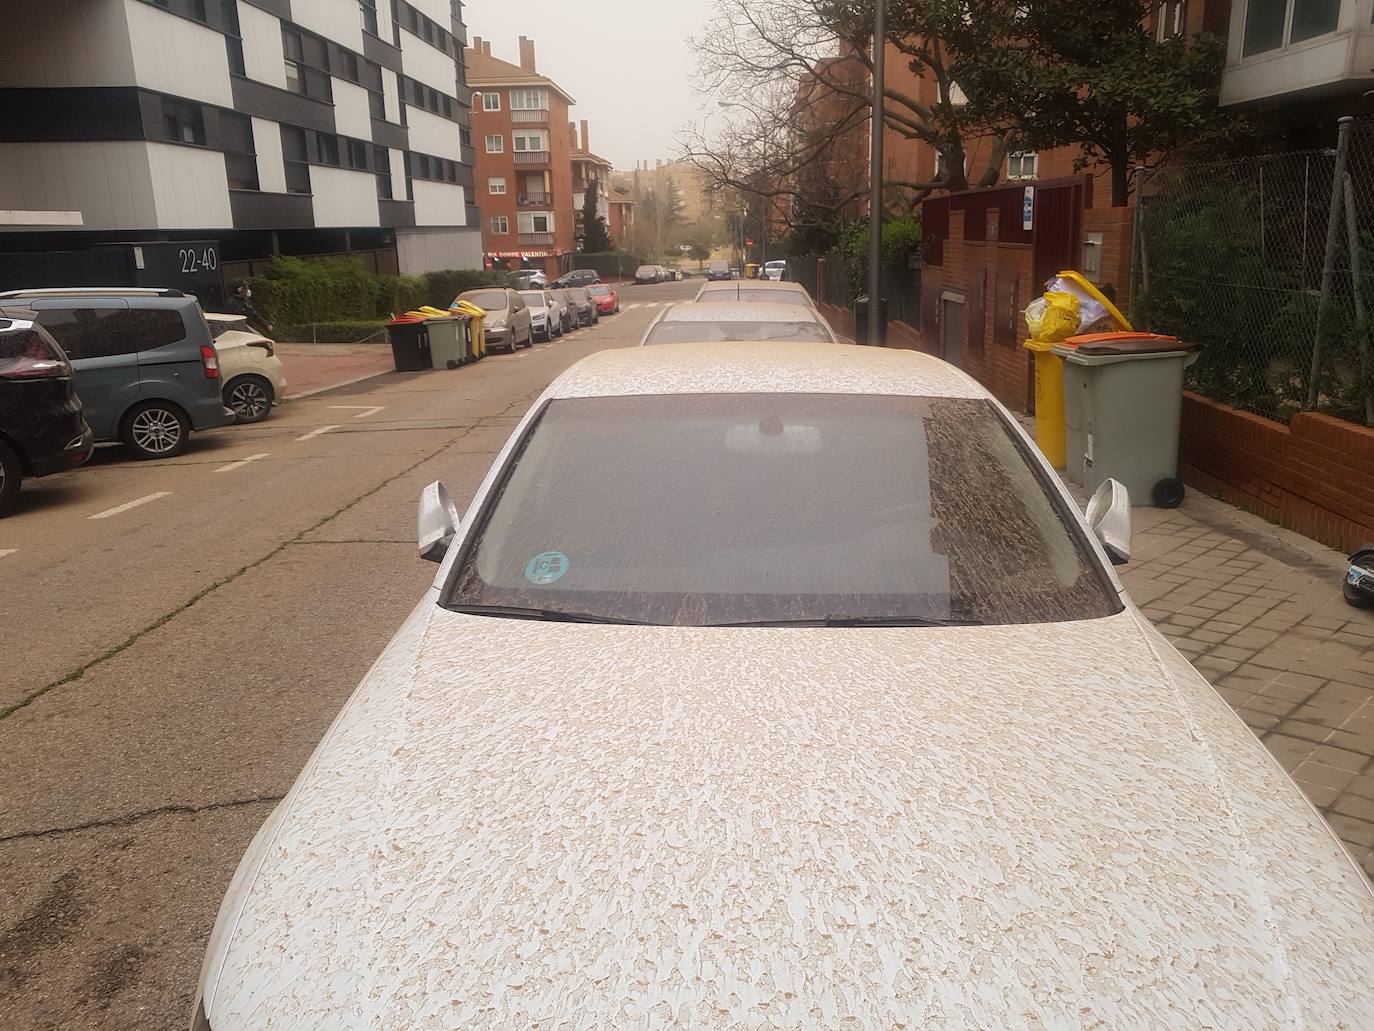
[248,256,503,324]
[423,268,503,305]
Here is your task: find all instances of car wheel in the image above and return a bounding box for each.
[224,374,274,424]
[121,401,190,459]
[0,439,21,518]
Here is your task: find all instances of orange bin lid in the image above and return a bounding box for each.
[1065,331,1196,357]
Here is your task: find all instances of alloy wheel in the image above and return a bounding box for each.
[229,380,270,421]
[131,408,183,454]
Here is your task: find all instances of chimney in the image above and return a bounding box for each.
[580,120,590,155]
[518,35,536,72]
[471,35,482,55]
[482,39,491,56]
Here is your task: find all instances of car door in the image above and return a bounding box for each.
[32,300,136,441]
[509,291,530,338]
[128,306,207,409]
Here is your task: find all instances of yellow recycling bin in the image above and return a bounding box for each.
[449,299,487,360]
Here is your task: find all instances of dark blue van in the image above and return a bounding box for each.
[0,288,235,459]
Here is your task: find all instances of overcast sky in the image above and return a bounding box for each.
[465,0,715,171]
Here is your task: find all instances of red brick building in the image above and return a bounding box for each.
[466,36,576,276]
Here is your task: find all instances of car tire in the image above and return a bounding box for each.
[224,374,274,424]
[0,439,21,518]
[121,401,191,459]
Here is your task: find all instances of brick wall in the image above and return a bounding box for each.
[1084,206,1133,301]
[1180,392,1374,552]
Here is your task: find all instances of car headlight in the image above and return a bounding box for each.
[488,317,507,330]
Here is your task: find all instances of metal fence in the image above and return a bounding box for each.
[787,251,921,326]
[1135,118,1374,425]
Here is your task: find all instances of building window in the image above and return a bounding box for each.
[491,216,510,234]
[281,26,332,100]
[1155,0,1186,39]
[1242,0,1339,56]
[375,145,392,199]
[485,134,504,153]
[221,111,258,190]
[348,138,369,169]
[482,91,501,111]
[489,177,506,194]
[509,88,546,111]
[1291,0,1340,43]
[359,0,378,35]
[518,211,552,234]
[513,130,547,152]
[1006,151,1038,180]
[161,98,205,145]
[281,125,312,193]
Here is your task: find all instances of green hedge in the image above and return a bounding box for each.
[248,256,502,325]
[276,320,389,343]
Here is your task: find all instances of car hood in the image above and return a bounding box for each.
[205,606,1374,1028]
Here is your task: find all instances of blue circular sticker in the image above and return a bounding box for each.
[525,551,570,585]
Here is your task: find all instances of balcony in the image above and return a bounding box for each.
[517,192,552,206]
[520,233,555,246]
[1221,0,1374,106]
[511,109,549,125]
[513,150,551,166]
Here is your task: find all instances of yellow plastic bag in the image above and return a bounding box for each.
[1035,291,1081,343]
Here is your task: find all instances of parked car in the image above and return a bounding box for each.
[454,288,532,353]
[640,301,838,345]
[0,287,234,460]
[507,268,548,289]
[559,287,598,326]
[548,289,579,334]
[0,307,94,516]
[519,290,564,342]
[192,342,1374,1031]
[552,268,601,289]
[205,314,288,424]
[587,284,620,316]
[762,260,788,281]
[706,259,732,281]
[694,280,815,306]
[633,264,662,285]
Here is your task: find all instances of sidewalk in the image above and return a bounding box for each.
[1122,494,1374,877]
[276,341,395,399]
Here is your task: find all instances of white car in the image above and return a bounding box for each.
[518,289,564,341]
[694,279,816,306]
[640,300,839,345]
[205,313,287,423]
[762,259,787,280]
[193,343,1374,1030]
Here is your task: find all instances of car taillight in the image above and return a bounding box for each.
[200,344,220,379]
[0,356,69,379]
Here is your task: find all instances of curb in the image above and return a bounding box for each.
[284,367,394,401]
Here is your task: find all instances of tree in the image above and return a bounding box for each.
[636,176,687,256]
[580,180,613,252]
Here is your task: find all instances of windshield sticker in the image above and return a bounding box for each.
[525,551,570,585]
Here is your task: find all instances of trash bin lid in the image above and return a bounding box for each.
[1065,332,1197,356]
[387,315,425,325]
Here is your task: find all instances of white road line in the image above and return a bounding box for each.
[295,424,340,442]
[328,405,385,419]
[215,453,270,473]
[625,303,641,310]
[89,492,171,521]
[0,549,16,559]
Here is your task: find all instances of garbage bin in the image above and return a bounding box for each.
[853,296,888,345]
[1051,334,1201,507]
[386,316,431,371]
[450,300,486,359]
[426,316,468,370]
[1024,337,1074,469]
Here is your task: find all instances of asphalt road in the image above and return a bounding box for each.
[0,277,699,1031]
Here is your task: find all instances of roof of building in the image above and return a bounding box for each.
[571,148,614,169]
[464,48,576,104]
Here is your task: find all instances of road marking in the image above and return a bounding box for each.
[625,303,641,310]
[295,424,340,442]
[328,405,385,419]
[215,453,269,473]
[0,549,15,559]
[89,492,170,520]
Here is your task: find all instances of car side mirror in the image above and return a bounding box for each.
[1085,479,1131,565]
[418,481,461,563]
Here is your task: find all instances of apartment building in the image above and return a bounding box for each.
[466,35,575,275]
[0,0,482,282]
[608,176,635,248]
[571,121,613,248]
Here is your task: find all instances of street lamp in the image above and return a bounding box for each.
[719,101,768,273]
[868,0,886,346]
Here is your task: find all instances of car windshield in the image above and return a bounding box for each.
[704,288,809,304]
[462,290,508,311]
[645,320,832,344]
[444,393,1120,626]
[636,266,656,276]
[519,291,547,307]
[589,286,610,297]
[709,261,728,271]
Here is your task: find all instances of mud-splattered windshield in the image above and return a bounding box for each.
[444,394,1121,626]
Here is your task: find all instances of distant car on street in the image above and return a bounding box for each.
[693,280,816,307]
[454,288,533,353]
[519,290,564,341]
[205,314,288,424]
[762,260,788,281]
[553,268,601,289]
[0,307,94,516]
[0,287,235,460]
[191,342,1374,1031]
[587,284,620,316]
[706,259,731,281]
[634,264,662,285]
[507,269,548,289]
[640,301,839,345]
[564,286,599,326]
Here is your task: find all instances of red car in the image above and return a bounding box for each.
[588,284,620,315]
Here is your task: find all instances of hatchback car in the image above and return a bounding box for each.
[640,301,837,345]
[558,286,598,326]
[0,308,93,516]
[553,268,601,289]
[633,264,662,285]
[706,258,732,281]
[762,259,788,281]
[587,283,619,315]
[694,280,816,306]
[205,314,288,423]
[454,288,532,353]
[192,343,1374,1030]
[519,290,564,341]
[0,288,234,459]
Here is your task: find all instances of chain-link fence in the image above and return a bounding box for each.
[1135,119,1374,425]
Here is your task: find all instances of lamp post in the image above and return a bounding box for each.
[720,101,768,273]
[867,0,885,345]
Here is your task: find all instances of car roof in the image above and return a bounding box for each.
[548,341,990,401]
[696,281,810,299]
[0,287,185,299]
[659,301,820,323]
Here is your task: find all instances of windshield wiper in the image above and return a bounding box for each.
[449,604,648,625]
[709,614,983,628]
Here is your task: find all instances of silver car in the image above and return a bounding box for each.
[640,301,839,345]
[693,280,816,306]
[454,288,533,353]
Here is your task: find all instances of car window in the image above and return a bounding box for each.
[519,292,545,306]
[445,394,1120,626]
[462,290,509,311]
[511,294,525,312]
[0,320,67,374]
[38,307,184,360]
[644,320,832,344]
[208,316,251,339]
[589,286,609,297]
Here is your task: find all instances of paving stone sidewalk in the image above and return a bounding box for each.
[1119,493,1374,878]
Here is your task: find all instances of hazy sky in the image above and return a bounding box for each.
[465,0,716,171]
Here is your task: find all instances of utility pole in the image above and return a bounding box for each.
[866,0,885,345]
